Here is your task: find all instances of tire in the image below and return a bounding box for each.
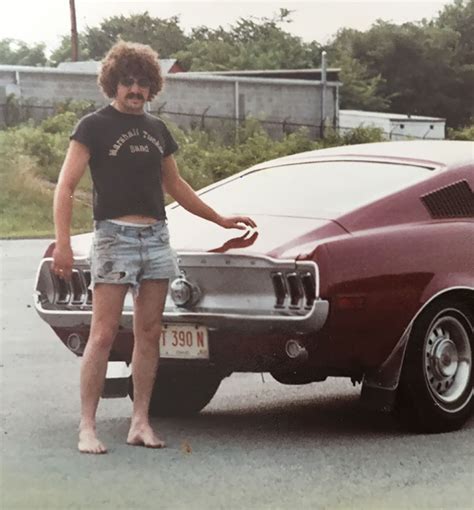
[129,366,223,417]
[396,299,473,433]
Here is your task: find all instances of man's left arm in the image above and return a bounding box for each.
[162,156,257,230]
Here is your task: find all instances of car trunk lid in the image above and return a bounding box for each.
[67,213,348,260]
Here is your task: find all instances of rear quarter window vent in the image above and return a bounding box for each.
[421,180,474,218]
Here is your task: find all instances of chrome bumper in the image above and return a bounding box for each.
[34,293,329,334]
[34,254,329,334]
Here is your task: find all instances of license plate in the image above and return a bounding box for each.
[159,324,209,359]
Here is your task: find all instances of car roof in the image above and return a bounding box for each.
[256,140,474,170]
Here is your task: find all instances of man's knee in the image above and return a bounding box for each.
[135,321,162,344]
[88,326,118,351]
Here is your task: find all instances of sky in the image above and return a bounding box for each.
[2,0,453,55]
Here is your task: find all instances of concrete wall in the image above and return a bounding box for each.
[0,65,339,138]
[0,67,107,125]
[155,75,337,138]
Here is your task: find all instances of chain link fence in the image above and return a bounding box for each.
[0,100,441,140]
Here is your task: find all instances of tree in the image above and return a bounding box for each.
[49,34,90,66]
[0,39,47,66]
[175,10,315,71]
[325,28,391,111]
[337,54,390,111]
[50,12,188,65]
[86,12,188,59]
[326,2,474,128]
[436,0,474,60]
[353,19,471,127]
[435,0,474,127]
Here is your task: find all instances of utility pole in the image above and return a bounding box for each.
[70,0,79,61]
[320,50,327,139]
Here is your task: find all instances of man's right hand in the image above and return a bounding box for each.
[51,243,74,281]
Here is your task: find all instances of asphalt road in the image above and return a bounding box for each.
[1,240,473,510]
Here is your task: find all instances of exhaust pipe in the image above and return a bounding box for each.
[285,339,308,362]
[66,333,85,354]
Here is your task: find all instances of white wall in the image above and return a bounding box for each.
[389,120,445,140]
[339,112,390,133]
[339,110,445,140]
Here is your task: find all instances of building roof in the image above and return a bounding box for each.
[0,59,180,76]
[166,73,336,87]
[340,109,445,122]
[0,64,95,75]
[57,61,100,73]
[57,59,180,75]
[192,68,341,83]
[0,64,336,87]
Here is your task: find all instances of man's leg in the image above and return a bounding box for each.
[127,279,169,448]
[79,283,129,454]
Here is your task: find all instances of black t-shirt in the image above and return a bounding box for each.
[70,105,179,220]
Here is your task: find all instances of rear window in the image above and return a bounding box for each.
[197,161,432,217]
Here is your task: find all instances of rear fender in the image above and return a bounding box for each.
[361,286,474,412]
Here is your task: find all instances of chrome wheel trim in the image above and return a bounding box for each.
[424,313,472,406]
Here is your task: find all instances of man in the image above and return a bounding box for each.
[52,41,256,454]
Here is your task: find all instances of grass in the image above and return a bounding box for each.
[0,151,93,239]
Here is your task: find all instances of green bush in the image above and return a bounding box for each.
[54,99,97,118]
[17,127,64,171]
[0,108,92,188]
[0,105,93,237]
[321,126,385,148]
[447,124,474,141]
[172,118,322,190]
[41,111,78,134]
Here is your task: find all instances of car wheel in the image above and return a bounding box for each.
[129,366,223,417]
[396,299,473,433]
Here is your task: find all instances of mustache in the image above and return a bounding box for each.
[126,93,145,100]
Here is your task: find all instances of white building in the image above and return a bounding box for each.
[339,110,446,140]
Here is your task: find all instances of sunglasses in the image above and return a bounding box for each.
[119,76,151,88]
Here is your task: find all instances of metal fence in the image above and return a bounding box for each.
[0,101,324,138]
[0,102,441,141]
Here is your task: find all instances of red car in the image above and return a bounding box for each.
[35,140,474,432]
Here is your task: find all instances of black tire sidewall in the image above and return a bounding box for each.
[130,366,223,417]
[399,299,473,432]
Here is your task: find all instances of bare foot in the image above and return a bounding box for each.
[127,421,166,449]
[78,428,107,454]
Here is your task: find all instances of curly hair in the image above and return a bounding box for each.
[98,41,163,100]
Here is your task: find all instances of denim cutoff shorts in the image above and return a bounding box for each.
[90,220,180,293]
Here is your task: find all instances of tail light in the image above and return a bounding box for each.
[271,270,316,309]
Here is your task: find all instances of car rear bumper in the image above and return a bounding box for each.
[34,254,329,335]
[34,293,329,334]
